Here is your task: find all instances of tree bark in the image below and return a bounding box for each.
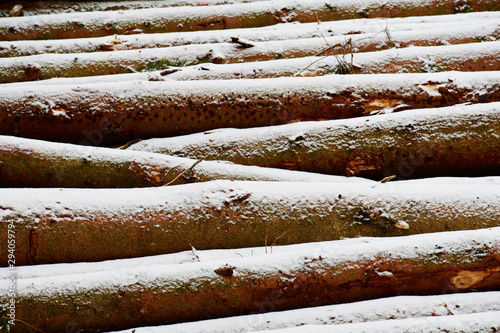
[128,102,500,180]
[1,0,497,41]
[0,135,359,188]
[1,30,499,83]
[1,179,499,266]
[1,227,499,332]
[126,291,500,333]
[1,12,497,58]
[1,72,498,146]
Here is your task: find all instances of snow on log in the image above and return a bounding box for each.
[1,12,497,57]
[108,291,500,333]
[1,27,499,83]
[0,0,497,41]
[247,312,500,333]
[1,72,499,146]
[0,135,366,188]
[8,41,499,86]
[128,102,500,179]
[1,227,499,332]
[1,178,499,266]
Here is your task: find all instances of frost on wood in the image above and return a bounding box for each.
[128,102,500,179]
[1,72,499,146]
[0,178,499,265]
[1,0,498,41]
[0,227,499,332]
[0,135,367,188]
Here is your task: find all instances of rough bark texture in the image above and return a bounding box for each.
[1,72,498,146]
[0,0,497,41]
[1,180,499,266]
[128,103,500,180]
[2,37,499,83]
[2,228,499,333]
[0,136,354,188]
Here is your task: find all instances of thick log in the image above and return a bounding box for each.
[1,72,499,146]
[1,178,499,266]
[0,0,497,41]
[112,292,500,333]
[1,11,498,57]
[1,227,499,332]
[128,102,500,179]
[1,27,499,83]
[0,135,363,188]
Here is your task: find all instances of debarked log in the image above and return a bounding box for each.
[1,71,498,146]
[0,135,365,188]
[1,179,499,266]
[1,0,497,41]
[128,102,500,179]
[1,227,499,332]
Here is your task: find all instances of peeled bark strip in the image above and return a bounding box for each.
[1,227,499,332]
[1,178,500,266]
[0,135,364,188]
[0,0,497,41]
[2,27,499,83]
[1,12,498,57]
[129,102,500,179]
[1,72,499,146]
[112,292,500,333]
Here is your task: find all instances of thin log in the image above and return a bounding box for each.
[128,102,500,179]
[114,292,500,333]
[0,135,358,188]
[1,71,499,146]
[0,0,498,41]
[1,227,499,332]
[2,28,499,83]
[1,12,498,57]
[0,178,499,266]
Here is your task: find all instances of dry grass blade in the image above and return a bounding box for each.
[163,159,202,186]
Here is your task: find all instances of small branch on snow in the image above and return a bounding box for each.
[189,243,200,262]
[231,37,255,48]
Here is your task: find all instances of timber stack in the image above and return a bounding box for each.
[0,0,499,332]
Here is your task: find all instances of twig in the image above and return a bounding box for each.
[117,138,141,149]
[270,231,287,253]
[264,218,281,254]
[163,160,202,186]
[380,175,396,183]
[189,243,200,261]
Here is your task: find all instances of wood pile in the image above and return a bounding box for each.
[0,0,499,332]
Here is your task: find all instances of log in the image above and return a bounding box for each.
[1,178,499,266]
[0,0,245,18]
[0,135,364,188]
[2,26,499,83]
[1,11,498,57]
[113,291,500,333]
[1,71,499,146]
[128,102,500,179]
[1,227,499,332]
[249,312,500,333]
[1,0,497,41]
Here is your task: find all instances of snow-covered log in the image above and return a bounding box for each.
[1,228,499,332]
[2,12,497,58]
[1,0,497,41]
[0,135,365,188]
[108,292,500,333]
[1,178,499,265]
[1,34,499,83]
[128,102,500,179]
[1,72,499,146]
